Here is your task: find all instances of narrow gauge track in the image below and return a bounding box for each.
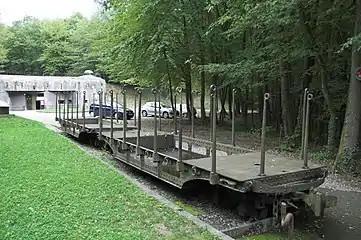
[54,86,337,239]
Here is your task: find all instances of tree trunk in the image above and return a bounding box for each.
[280,60,294,136]
[334,0,361,172]
[164,50,175,119]
[219,85,227,126]
[293,57,314,137]
[228,87,233,120]
[200,57,206,121]
[320,68,338,153]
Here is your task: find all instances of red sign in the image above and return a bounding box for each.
[356,67,361,81]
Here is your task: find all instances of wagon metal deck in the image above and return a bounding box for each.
[185,152,322,182]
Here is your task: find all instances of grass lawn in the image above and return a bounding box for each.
[0,116,217,240]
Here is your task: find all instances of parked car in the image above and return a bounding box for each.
[141,101,177,118]
[175,104,197,118]
[89,102,134,120]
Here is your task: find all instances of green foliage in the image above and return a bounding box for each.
[1,0,360,171]
[0,23,8,67]
[2,13,103,76]
[0,117,217,240]
[4,17,44,75]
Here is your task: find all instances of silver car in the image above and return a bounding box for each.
[141,101,175,118]
[175,104,197,118]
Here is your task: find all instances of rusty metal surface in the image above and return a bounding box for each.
[185,152,323,182]
[173,135,251,154]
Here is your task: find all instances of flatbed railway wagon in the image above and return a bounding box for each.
[55,86,337,234]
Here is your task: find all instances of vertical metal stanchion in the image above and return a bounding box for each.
[76,91,79,129]
[259,93,270,176]
[206,91,212,157]
[174,91,177,134]
[188,90,195,152]
[136,88,142,156]
[210,85,219,185]
[176,87,184,171]
[71,92,75,134]
[66,92,69,131]
[232,88,237,146]
[122,87,127,149]
[300,88,308,160]
[63,93,66,129]
[110,90,114,141]
[98,90,103,139]
[134,93,137,126]
[158,92,162,131]
[116,92,119,123]
[137,88,144,169]
[178,88,183,161]
[58,93,62,122]
[152,88,158,163]
[303,93,313,169]
[82,91,86,131]
[66,92,69,121]
[55,92,58,121]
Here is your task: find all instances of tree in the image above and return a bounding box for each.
[4,16,44,75]
[0,23,8,71]
[334,0,361,174]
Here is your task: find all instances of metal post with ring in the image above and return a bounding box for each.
[176,87,184,172]
[71,92,74,134]
[232,88,237,146]
[63,92,66,129]
[55,92,58,121]
[76,91,79,129]
[110,90,114,141]
[303,92,313,169]
[152,88,159,163]
[259,92,270,176]
[82,91,86,131]
[209,84,219,185]
[122,87,128,150]
[136,88,142,156]
[98,90,103,140]
[173,88,178,134]
[300,88,309,160]
[188,90,197,152]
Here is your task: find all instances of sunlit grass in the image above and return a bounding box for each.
[0,116,217,240]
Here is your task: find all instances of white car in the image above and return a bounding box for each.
[141,101,175,118]
[175,104,197,118]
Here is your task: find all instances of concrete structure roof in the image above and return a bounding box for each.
[0,74,106,92]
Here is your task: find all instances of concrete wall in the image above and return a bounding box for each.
[0,91,10,106]
[8,92,26,111]
[44,91,56,109]
[0,74,107,111]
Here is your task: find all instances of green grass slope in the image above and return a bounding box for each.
[0,116,217,240]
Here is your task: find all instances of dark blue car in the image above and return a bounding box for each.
[89,102,134,120]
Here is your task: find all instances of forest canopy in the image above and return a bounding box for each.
[2,0,361,175]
